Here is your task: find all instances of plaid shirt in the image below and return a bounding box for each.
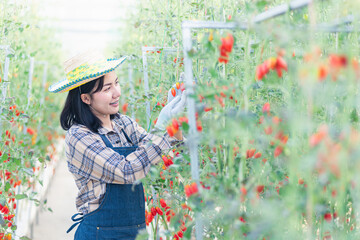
[65,113,175,215]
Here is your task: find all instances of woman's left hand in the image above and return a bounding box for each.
[167,72,185,103]
[155,90,187,130]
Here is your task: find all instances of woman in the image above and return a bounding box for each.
[49,50,186,239]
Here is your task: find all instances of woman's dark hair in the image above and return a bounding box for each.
[60,76,116,132]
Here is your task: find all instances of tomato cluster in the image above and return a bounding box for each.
[218,33,234,64]
[256,55,288,80]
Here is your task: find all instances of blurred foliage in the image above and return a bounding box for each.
[113,0,360,239]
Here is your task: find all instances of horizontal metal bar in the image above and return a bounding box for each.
[253,4,289,23]
[142,46,177,52]
[329,14,354,28]
[289,0,313,10]
[181,20,359,34]
[314,25,358,33]
[254,0,314,23]
[183,0,314,30]
[182,21,247,30]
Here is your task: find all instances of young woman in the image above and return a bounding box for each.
[49,50,186,239]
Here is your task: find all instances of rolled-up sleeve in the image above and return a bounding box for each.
[66,124,173,184]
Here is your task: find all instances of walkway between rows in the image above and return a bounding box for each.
[32,156,77,240]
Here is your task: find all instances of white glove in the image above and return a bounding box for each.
[155,90,187,130]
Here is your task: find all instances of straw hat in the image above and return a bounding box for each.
[48,50,126,93]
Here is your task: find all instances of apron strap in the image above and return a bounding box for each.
[99,134,113,148]
[121,128,134,145]
[66,213,84,233]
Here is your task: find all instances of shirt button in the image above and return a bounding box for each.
[97,227,99,230]
[137,224,140,227]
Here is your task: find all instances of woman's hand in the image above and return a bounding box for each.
[167,72,184,103]
[173,130,183,141]
[155,90,187,130]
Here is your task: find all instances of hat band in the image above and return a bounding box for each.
[66,61,104,82]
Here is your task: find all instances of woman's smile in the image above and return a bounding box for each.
[110,100,119,107]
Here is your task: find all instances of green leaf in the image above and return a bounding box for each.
[256,0,268,9]
[20,237,32,240]
[181,122,189,131]
[1,154,8,162]
[15,194,28,200]
[350,108,359,123]
[5,182,11,192]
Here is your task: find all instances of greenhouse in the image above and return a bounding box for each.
[1,0,360,239]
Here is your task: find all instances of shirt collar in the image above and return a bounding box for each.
[97,113,123,135]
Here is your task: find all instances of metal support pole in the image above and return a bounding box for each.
[182,26,203,240]
[142,48,151,129]
[39,61,48,107]
[1,55,10,103]
[27,57,35,110]
[0,46,11,139]
[37,61,48,132]
[142,47,177,130]
[128,61,135,119]
[0,46,10,104]
[151,186,160,240]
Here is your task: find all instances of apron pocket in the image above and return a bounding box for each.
[96,223,146,240]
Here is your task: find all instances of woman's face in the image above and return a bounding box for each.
[87,71,121,118]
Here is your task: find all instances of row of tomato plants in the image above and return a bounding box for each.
[116,0,360,239]
[0,0,64,239]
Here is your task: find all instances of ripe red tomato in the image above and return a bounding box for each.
[171,88,176,97]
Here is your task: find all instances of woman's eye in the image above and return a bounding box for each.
[105,87,111,91]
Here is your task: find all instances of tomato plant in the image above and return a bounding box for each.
[116,0,360,239]
[1,0,63,238]
[2,0,360,239]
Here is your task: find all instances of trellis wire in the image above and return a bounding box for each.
[142,46,177,130]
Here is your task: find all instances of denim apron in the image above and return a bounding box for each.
[67,129,146,240]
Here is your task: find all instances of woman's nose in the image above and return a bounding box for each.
[113,85,121,98]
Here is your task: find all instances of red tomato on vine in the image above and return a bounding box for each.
[171,88,176,97]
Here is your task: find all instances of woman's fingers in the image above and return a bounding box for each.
[167,95,181,107]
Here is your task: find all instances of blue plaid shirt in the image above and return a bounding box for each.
[65,113,175,214]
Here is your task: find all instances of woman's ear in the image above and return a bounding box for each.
[80,93,91,105]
